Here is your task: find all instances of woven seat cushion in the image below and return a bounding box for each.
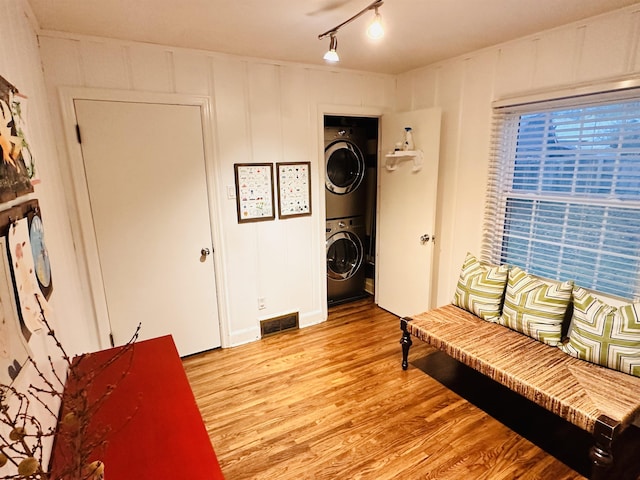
[452,252,508,321]
[497,266,572,346]
[408,304,640,433]
[561,287,640,378]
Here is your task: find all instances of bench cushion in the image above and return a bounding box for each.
[407,304,640,434]
[561,287,640,377]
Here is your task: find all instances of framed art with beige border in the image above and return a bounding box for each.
[276,162,312,219]
[234,163,275,223]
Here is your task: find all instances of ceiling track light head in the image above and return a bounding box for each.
[367,6,384,39]
[323,33,339,62]
[329,33,338,50]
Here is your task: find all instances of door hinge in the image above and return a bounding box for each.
[109,333,115,348]
[75,124,82,144]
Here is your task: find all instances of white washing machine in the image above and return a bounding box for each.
[326,216,367,305]
[324,127,367,220]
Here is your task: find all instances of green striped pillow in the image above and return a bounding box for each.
[452,252,508,321]
[560,287,640,377]
[498,267,572,346]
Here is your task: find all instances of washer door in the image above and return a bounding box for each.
[325,140,365,195]
[327,231,364,281]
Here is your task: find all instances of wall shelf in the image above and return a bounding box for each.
[385,150,424,172]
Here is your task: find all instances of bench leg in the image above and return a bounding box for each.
[590,415,617,480]
[400,318,412,371]
[589,443,613,480]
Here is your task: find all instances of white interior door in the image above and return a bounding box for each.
[74,100,221,356]
[376,108,441,317]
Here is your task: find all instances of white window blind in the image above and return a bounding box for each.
[482,90,640,301]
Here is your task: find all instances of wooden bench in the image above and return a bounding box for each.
[400,304,640,480]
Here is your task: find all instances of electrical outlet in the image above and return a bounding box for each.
[258,297,266,310]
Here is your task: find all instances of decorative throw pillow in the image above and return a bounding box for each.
[452,252,508,321]
[560,287,640,378]
[497,266,572,346]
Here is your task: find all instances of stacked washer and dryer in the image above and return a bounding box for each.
[325,124,370,305]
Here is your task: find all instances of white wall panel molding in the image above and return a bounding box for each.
[432,61,465,306]
[127,44,173,93]
[577,11,635,81]
[531,28,580,90]
[631,9,640,72]
[79,40,129,89]
[494,40,537,98]
[299,308,325,329]
[38,36,84,89]
[228,326,261,347]
[411,67,440,111]
[38,29,395,81]
[208,56,258,344]
[173,50,211,95]
[447,52,497,306]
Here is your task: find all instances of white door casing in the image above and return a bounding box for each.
[376,108,442,317]
[316,105,384,321]
[61,90,224,356]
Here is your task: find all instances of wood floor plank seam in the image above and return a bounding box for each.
[183,298,590,479]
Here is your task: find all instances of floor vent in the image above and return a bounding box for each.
[260,312,299,337]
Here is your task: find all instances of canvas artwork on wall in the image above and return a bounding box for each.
[9,217,51,341]
[0,74,35,202]
[29,211,52,299]
[0,201,53,385]
[0,236,30,385]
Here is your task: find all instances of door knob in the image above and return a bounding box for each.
[201,247,211,256]
[420,234,430,243]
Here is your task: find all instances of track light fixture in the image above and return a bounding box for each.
[367,6,384,39]
[323,33,340,62]
[318,0,384,63]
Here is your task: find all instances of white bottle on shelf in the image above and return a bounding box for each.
[403,127,414,151]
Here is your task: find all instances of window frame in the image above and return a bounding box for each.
[482,86,640,301]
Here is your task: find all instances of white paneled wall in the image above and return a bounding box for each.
[397,3,640,307]
[38,31,395,347]
[0,0,96,471]
[37,3,640,347]
[0,1,95,355]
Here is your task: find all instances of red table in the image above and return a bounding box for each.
[50,335,224,479]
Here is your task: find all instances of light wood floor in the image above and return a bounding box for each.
[183,298,586,480]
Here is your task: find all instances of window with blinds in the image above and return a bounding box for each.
[482,91,640,301]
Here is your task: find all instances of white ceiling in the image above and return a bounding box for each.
[28,0,640,75]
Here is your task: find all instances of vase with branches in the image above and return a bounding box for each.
[0,297,138,479]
